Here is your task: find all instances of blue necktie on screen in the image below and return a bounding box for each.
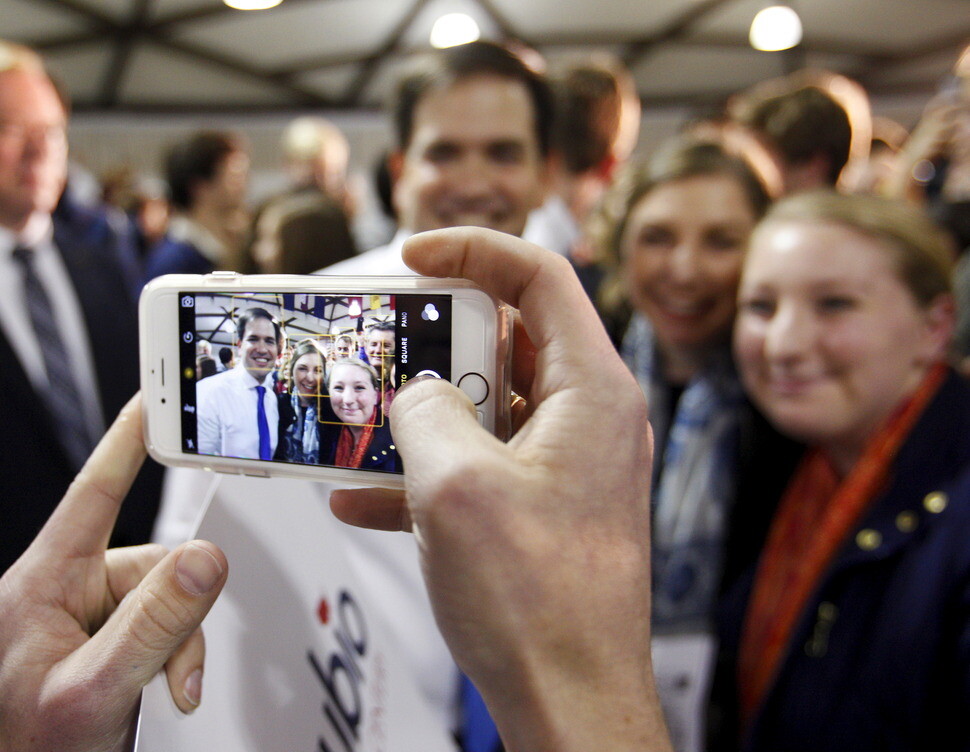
[459,673,501,752]
[256,384,271,460]
[12,245,95,471]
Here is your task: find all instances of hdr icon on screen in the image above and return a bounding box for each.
[307,589,369,752]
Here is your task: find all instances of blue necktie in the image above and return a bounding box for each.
[459,673,501,752]
[256,384,271,460]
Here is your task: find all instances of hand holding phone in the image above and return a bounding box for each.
[140,274,510,487]
[331,228,666,752]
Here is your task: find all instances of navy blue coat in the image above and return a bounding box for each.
[709,370,970,752]
[274,392,321,464]
[143,235,213,282]
[319,416,398,474]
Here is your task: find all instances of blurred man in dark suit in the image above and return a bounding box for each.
[0,40,160,573]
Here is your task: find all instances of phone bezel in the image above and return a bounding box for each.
[139,273,510,488]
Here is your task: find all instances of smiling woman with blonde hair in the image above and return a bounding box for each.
[319,358,397,472]
[276,338,326,464]
[710,191,970,751]
[592,136,804,745]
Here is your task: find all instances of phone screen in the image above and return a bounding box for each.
[176,291,453,475]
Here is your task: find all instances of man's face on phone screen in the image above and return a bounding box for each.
[239,317,279,379]
[366,329,395,360]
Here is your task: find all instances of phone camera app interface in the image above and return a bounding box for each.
[178,291,452,475]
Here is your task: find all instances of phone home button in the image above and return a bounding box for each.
[458,372,489,406]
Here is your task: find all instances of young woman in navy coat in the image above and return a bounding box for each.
[319,358,398,473]
[709,192,970,752]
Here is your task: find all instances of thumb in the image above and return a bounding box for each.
[390,375,511,502]
[331,376,500,532]
[70,541,227,707]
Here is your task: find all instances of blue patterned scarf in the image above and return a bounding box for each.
[283,394,320,464]
[622,313,743,634]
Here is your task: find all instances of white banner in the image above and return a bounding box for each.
[135,474,459,752]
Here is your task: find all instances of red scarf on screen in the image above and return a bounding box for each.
[737,362,946,731]
[334,409,377,469]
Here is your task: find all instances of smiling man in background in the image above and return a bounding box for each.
[154,41,555,751]
[325,39,553,276]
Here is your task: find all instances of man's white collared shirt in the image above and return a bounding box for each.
[321,229,413,275]
[196,365,279,460]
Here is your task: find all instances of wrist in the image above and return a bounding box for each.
[480,651,672,752]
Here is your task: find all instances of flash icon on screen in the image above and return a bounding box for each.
[421,303,440,322]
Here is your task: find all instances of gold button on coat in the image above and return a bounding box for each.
[895,511,918,533]
[923,491,948,514]
[818,602,838,620]
[805,602,839,657]
[856,529,882,551]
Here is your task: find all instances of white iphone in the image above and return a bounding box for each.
[139,272,511,488]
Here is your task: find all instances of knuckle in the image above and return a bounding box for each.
[420,457,501,519]
[67,469,123,511]
[625,382,649,427]
[41,674,110,733]
[543,251,575,277]
[139,542,170,561]
[126,582,193,653]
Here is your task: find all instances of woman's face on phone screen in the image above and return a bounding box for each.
[328,363,378,425]
[293,351,323,402]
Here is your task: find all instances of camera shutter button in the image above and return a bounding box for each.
[457,372,489,406]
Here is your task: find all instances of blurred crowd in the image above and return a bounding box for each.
[2,31,970,752]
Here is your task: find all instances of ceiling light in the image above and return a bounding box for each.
[749,5,803,52]
[430,13,480,49]
[223,0,282,10]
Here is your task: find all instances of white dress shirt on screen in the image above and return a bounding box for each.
[196,364,279,459]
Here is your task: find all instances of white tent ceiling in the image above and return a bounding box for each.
[4,0,968,114]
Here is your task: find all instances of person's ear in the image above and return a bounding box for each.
[917,292,956,365]
[387,151,404,183]
[594,153,619,182]
[805,152,833,188]
[388,151,406,220]
[188,174,213,209]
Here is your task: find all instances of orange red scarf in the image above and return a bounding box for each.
[737,363,947,730]
[334,409,378,469]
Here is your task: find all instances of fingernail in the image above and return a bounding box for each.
[176,543,223,595]
[183,668,203,710]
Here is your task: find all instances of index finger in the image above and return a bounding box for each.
[38,393,148,558]
[402,228,617,367]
